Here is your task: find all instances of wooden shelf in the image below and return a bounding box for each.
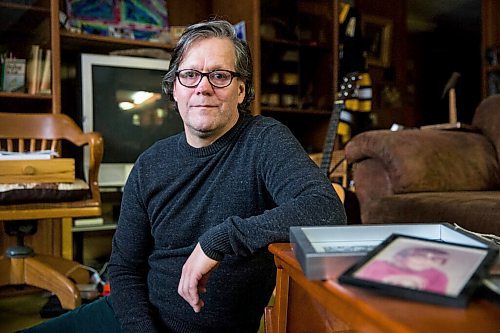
[0,2,50,12]
[60,31,175,53]
[261,37,330,50]
[0,91,52,100]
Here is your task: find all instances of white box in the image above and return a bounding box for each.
[290,223,493,280]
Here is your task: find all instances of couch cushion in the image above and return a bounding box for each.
[362,191,500,236]
[473,94,500,157]
[0,179,90,204]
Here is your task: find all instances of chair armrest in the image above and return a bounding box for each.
[83,132,103,204]
[345,129,500,194]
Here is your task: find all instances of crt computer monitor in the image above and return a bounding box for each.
[80,53,184,187]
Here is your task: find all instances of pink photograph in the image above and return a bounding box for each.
[339,234,497,307]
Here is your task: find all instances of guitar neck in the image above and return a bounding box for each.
[320,102,342,175]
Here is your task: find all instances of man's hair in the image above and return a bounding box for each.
[162,19,255,113]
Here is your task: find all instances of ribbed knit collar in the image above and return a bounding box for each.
[178,112,252,158]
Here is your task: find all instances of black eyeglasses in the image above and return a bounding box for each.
[176,69,240,88]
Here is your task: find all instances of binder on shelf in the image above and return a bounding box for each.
[1,57,26,92]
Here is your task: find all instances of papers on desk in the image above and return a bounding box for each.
[0,150,58,160]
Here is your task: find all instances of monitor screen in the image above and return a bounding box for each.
[81,53,184,187]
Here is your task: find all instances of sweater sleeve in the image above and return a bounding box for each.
[107,166,159,333]
[199,122,346,259]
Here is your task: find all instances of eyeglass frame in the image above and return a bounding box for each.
[175,69,241,88]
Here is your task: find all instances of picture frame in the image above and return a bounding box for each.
[289,223,492,280]
[338,234,498,307]
[362,15,393,68]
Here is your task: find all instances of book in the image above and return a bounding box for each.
[39,49,51,94]
[26,45,40,94]
[36,48,43,92]
[1,58,26,92]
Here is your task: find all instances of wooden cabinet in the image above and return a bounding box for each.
[0,0,61,114]
[481,0,500,98]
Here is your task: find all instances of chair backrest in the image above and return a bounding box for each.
[0,112,104,218]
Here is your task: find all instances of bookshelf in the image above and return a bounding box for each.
[0,0,60,114]
[259,0,339,152]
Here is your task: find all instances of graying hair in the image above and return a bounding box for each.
[162,20,255,113]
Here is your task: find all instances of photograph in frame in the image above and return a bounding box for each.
[361,15,393,68]
[338,234,498,307]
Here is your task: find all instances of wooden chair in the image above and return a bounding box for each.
[0,112,103,309]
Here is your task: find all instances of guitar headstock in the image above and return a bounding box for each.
[339,72,363,100]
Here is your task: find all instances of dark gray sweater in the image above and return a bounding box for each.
[108,113,346,333]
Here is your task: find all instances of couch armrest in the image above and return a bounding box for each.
[345,129,500,194]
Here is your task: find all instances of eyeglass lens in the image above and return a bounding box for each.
[177,70,236,88]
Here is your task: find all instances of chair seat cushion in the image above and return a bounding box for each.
[0,179,90,204]
[363,191,500,235]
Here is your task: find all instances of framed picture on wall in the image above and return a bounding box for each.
[338,234,498,307]
[362,15,393,68]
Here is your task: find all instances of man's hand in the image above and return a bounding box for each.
[178,243,219,313]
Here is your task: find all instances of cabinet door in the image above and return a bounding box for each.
[0,0,60,114]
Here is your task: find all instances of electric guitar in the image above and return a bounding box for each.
[320,101,342,177]
[320,72,365,178]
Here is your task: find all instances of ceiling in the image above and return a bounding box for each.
[407,0,480,33]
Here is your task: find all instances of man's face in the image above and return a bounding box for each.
[173,37,246,147]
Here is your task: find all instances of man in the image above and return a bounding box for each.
[22,19,345,333]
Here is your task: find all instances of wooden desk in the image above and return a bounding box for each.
[265,243,499,333]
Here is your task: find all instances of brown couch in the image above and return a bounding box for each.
[345,94,500,235]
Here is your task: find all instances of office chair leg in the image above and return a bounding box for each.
[23,255,83,309]
[2,255,84,310]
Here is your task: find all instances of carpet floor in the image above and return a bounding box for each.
[0,288,270,333]
[0,290,49,333]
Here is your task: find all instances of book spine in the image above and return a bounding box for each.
[39,49,51,94]
[35,49,43,93]
[26,45,40,94]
